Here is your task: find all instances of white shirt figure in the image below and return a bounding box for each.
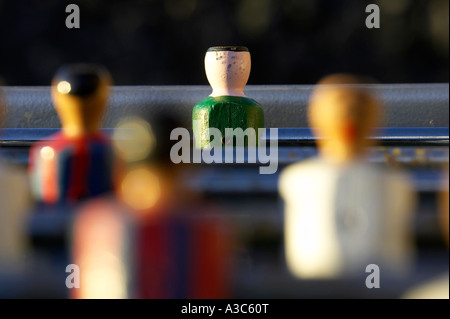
[279,73,417,281]
[403,273,449,299]
[280,158,416,279]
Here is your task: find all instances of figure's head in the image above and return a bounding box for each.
[51,64,112,137]
[308,74,381,163]
[204,46,251,97]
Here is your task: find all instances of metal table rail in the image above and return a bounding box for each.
[1,84,448,128]
[0,127,448,147]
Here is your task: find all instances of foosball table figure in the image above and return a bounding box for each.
[193,46,264,148]
[70,112,235,299]
[403,168,449,299]
[28,64,115,205]
[279,74,416,279]
[120,113,234,298]
[71,197,133,299]
[0,88,32,284]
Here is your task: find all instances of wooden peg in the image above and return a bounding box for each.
[113,112,235,298]
[71,197,133,299]
[402,168,449,299]
[193,46,264,148]
[280,74,416,279]
[28,64,115,204]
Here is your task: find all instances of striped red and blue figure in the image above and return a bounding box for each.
[28,64,115,205]
[113,114,235,299]
[137,207,233,299]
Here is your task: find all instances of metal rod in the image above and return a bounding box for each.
[1,84,449,129]
[0,127,448,147]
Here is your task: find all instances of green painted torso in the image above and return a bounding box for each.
[192,95,264,148]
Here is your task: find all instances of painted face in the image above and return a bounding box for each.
[204,46,251,97]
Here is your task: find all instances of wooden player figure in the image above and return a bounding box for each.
[117,113,234,298]
[279,74,416,279]
[71,198,133,299]
[0,88,32,281]
[70,112,235,299]
[29,64,115,205]
[193,46,264,148]
[403,168,449,299]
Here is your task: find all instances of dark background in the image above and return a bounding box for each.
[0,0,448,86]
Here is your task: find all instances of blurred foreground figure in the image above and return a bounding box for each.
[0,88,32,292]
[119,113,234,299]
[404,169,449,299]
[71,112,234,299]
[71,198,133,299]
[28,64,115,205]
[279,74,416,279]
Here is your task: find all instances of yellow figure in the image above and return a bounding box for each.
[51,66,111,139]
[29,64,115,204]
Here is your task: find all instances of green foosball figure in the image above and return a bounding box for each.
[193,46,264,148]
